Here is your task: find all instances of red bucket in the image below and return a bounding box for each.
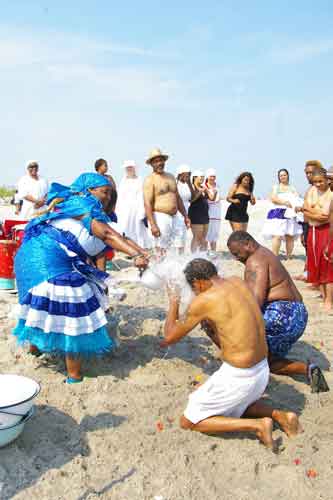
[12,224,26,248]
[105,249,115,261]
[0,240,18,289]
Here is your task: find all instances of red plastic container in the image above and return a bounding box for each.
[0,240,18,289]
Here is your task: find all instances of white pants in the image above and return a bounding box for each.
[184,359,269,423]
[149,212,176,249]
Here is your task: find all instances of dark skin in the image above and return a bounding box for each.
[228,238,310,379]
[162,276,301,447]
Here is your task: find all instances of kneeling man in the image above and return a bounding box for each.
[227,231,329,393]
[161,258,301,448]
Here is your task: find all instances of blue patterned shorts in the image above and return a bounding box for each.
[262,301,308,358]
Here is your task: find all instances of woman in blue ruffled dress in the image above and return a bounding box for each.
[13,173,148,383]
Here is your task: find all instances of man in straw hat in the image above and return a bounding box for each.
[143,148,190,252]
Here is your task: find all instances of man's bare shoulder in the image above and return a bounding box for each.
[247,247,273,268]
[143,174,154,186]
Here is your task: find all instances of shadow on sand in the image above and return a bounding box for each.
[0,406,127,500]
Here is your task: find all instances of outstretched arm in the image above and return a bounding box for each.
[161,294,205,347]
[244,261,269,308]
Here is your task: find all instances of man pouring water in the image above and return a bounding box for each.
[143,148,190,252]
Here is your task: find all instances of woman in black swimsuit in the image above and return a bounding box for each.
[188,171,215,252]
[225,172,256,231]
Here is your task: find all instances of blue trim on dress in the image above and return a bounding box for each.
[48,272,86,287]
[22,293,100,317]
[267,208,286,220]
[13,319,114,357]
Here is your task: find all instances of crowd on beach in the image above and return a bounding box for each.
[3,150,333,450]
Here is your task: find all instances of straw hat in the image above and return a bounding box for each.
[206,168,216,177]
[122,160,136,169]
[146,148,169,165]
[176,164,191,175]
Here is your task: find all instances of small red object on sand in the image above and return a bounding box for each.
[306,469,317,478]
[294,458,301,465]
[320,341,324,347]
[156,421,164,431]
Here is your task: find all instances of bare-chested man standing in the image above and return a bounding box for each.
[143,148,190,251]
[161,258,301,448]
[227,231,329,392]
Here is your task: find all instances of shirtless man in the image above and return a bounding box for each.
[227,231,329,392]
[143,148,190,250]
[161,258,301,448]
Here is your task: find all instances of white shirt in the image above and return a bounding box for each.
[17,174,49,219]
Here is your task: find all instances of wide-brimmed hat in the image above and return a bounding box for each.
[122,160,136,169]
[206,168,216,177]
[146,148,169,165]
[176,164,191,175]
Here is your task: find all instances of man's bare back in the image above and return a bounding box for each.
[143,172,178,215]
[196,277,267,368]
[245,246,302,304]
[163,275,267,369]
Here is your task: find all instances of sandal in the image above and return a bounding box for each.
[307,363,330,393]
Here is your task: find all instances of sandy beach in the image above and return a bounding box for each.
[1,201,333,500]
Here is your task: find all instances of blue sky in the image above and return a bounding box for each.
[1,1,333,195]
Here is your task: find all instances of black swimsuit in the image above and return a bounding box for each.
[188,193,209,225]
[225,193,251,223]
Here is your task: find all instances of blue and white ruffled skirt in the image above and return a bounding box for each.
[13,271,114,357]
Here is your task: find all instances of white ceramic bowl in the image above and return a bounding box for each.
[0,407,35,448]
[0,374,40,427]
[139,268,164,290]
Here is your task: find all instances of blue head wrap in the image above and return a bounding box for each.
[27,172,112,234]
[70,173,110,194]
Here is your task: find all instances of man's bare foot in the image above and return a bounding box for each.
[274,411,303,437]
[256,417,274,448]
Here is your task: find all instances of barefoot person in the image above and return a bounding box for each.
[227,231,329,392]
[143,148,190,252]
[161,258,301,447]
[14,173,148,383]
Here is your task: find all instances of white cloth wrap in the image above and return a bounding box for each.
[184,358,269,423]
[148,212,177,249]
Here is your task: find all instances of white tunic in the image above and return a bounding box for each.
[17,175,49,219]
[174,181,191,248]
[207,186,221,243]
[116,176,149,248]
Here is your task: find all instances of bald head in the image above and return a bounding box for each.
[227,231,259,263]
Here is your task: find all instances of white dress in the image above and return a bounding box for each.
[116,176,149,248]
[174,181,191,248]
[207,186,221,243]
[17,175,49,219]
[262,184,303,239]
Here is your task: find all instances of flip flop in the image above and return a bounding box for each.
[307,363,330,393]
[29,350,42,358]
[64,376,83,384]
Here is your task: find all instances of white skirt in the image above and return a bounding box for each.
[262,217,303,239]
[207,219,221,242]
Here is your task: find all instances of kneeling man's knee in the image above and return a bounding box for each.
[180,415,195,430]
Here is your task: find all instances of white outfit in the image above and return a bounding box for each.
[17,175,49,219]
[149,212,176,249]
[174,181,191,248]
[206,186,221,243]
[184,359,269,423]
[50,218,106,256]
[116,176,149,248]
[262,185,303,240]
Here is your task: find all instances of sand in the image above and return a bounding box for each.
[0,202,333,500]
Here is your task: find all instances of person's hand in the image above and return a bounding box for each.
[166,283,181,302]
[285,201,292,208]
[184,216,191,228]
[134,255,149,270]
[35,199,45,209]
[295,206,303,213]
[151,223,161,238]
[232,198,241,204]
[250,195,256,205]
